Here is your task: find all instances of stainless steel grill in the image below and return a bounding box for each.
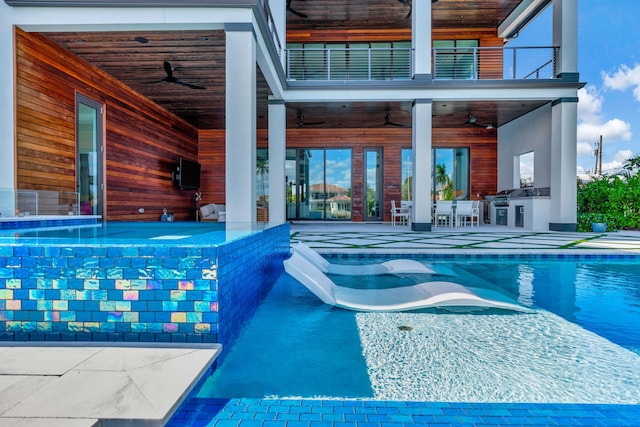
[485,187,550,207]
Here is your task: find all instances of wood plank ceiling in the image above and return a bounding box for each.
[42,0,535,131]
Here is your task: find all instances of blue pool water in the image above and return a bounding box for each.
[197,256,640,403]
[0,221,264,245]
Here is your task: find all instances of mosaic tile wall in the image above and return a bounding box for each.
[0,223,290,347]
[0,217,99,230]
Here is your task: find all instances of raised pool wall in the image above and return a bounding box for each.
[0,223,290,349]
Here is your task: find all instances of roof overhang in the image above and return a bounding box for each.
[498,0,551,40]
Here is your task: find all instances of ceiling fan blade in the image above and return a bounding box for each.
[375,112,409,127]
[397,0,411,19]
[287,7,308,18]
[175,79,206,90]
[163,61,174,78]
[286,0,308,18]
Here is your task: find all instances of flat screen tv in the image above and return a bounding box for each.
[175,157,201,190]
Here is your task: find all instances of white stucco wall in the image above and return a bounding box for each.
[0,3,16,195]
[497,103,552,191]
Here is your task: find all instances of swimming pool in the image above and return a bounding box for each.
[0,221,290,347]
[194,255,640,403]
[0,221,264,245]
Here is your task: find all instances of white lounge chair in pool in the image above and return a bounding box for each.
[292,242,435,275]
[283,252,533,313]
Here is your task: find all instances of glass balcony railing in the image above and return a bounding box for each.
[433,46,558,80]
[286,47,414,81]
[0,188,80,218]
[285,46,558,82]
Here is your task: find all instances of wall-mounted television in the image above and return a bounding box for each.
[174,157,201,190]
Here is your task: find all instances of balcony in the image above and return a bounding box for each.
[285,46,558,82]
[287,47,413,81]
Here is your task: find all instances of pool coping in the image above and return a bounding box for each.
[0,342,221,427]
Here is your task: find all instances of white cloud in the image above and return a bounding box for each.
[577,118,632,144]
[577,86,632,145]
[577,142,594,156]
[577,86,603,122]
[600,150,635,174]
[602,64,640,102]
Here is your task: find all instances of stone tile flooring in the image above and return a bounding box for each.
[289,223,640,253]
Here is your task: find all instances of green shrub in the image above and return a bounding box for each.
[577,162,640,232]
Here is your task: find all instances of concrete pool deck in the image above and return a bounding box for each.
[0,343,221,427]
[290,221,640,253]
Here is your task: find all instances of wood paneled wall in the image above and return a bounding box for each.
[197,129,226,206]
[259,127,496,222]
[15,28,199,221]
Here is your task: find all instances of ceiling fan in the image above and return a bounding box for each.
[287,0,308,18]
[398,0,438,19]
[376,112,410,127]
[147,61,206,90]
[297,111,326,127]
[465,114,496,129]
[397,0,411,20]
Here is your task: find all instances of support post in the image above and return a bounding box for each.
[268,100,286,224]
[225,24,257,223]
[412,0,432,79]
[549,97,578,231]
[412,99,433,231]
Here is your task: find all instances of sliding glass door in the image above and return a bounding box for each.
[433,148,469,201]
[286,148,352,220]
[364,147,383,221]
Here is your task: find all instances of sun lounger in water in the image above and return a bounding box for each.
[292,242,436,275]
[283,252,533,313]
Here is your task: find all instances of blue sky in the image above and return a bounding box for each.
[515,0,639,176]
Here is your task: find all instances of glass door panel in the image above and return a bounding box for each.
[76,94,103,217]
[286,149,297,220]
[401,148,413,201]
[432,148,469,201]
[286,148,352,220]
[300,149,324,219]
[364,148,382,221]
[325,149,351,219]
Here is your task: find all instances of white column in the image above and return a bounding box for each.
[412,0,432,78]
[549,98,578,231]
[412,99,432,231]
[268,100,286,225]
[225,24,257,224]
[0,12,16,216]
[553,0,578,77]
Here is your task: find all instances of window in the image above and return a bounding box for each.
[401,148,413,201]
[256,148,269,207]
[433,39,478,79]
[433,148,470,200]
[76,94,103,216]
[517,152,534,188]
[286,148,352,220]
[401,147,470,202]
